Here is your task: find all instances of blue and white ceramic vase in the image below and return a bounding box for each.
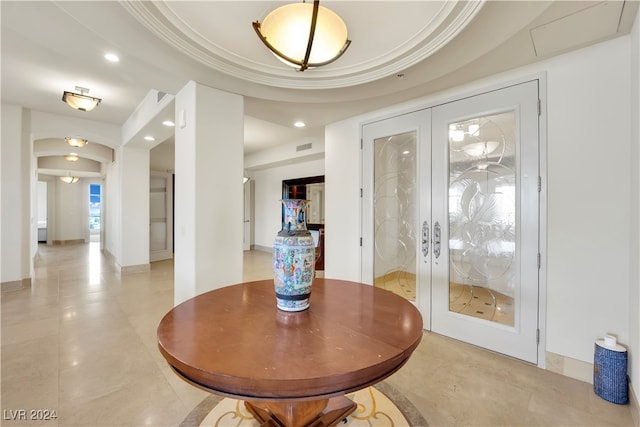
[273,199,315,311]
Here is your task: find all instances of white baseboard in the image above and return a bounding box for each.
[52,239,84,245]
[118,263,151,275]
[1,278,31,292]
[631,384,639,427]
[546,351,593,384]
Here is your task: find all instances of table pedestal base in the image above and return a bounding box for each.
[245,396,357,427]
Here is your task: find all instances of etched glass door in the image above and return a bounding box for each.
[362,81,540,362]
[431,81,539,363]
[362,110,431,323]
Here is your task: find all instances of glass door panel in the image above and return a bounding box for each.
[448,112,516,326]
[373,132,417,301]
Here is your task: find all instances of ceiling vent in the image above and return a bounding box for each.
[530,1,624,57]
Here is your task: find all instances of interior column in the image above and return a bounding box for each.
[174,81,244,305]
[118,146,151,273]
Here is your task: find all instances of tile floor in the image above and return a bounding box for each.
[1,243,635,426]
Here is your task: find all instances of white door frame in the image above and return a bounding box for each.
[360,75,548,366]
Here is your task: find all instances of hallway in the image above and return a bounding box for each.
[1,243,633,426]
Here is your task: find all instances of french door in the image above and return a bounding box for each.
[362,81,540,363]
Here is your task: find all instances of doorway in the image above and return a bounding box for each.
[37,181,48,243]
[150,171,174,262]
[89,183,101,242]
[282,176,325,271]
[362,80,541,363]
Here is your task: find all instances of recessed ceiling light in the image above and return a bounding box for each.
[65,153,79,162]
[144,136,155,141]
[104,53,120,62]
[162,120,175,127]
[294,121,306,128]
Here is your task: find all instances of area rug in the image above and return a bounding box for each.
[180,382,428,427]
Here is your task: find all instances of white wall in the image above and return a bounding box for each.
[104,155,120,261]
[53,179,86,241]
[173,81,244,305]
[37,181,47,224]
[251,158,324,250]
[629,3,640,406]
[150,141,175,172]
[119,146,150,268]
[326,36,634,369]
[545,38,631,363]
[0,104,30,284]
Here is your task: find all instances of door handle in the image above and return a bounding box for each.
[433,221,441,259]
[422,221,429,257]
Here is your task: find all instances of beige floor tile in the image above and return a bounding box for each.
[58,376,187,427]
[1,317,59,346]
[1,337,60,427]
[1,243,635,427]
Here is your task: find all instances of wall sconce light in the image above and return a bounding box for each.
[62,86,101,111]
[253,0,350,71]
[64,153,79,162]
[65,137,88,148]
[60,176,80,184]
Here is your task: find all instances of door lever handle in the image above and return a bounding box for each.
[433,221,441,259]
[422,221,429,257]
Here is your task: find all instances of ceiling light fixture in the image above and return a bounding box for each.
[252,0,351,72]
[294,121,306,128]
[144,136,155,141]
[104,53,120,62]
[60,175,79,184]
[62,86,101,112]
[162,120,175,127]
[65,137,88,148]
[65,153,79,162]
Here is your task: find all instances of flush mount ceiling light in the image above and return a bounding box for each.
[64,153,79,162]
[65,137,88,148]
[62,86,101,112]
[104,52,120,63]
[252,0,351,72]
[60,175,79,184]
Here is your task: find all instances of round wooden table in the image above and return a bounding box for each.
[157,278,423,427]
